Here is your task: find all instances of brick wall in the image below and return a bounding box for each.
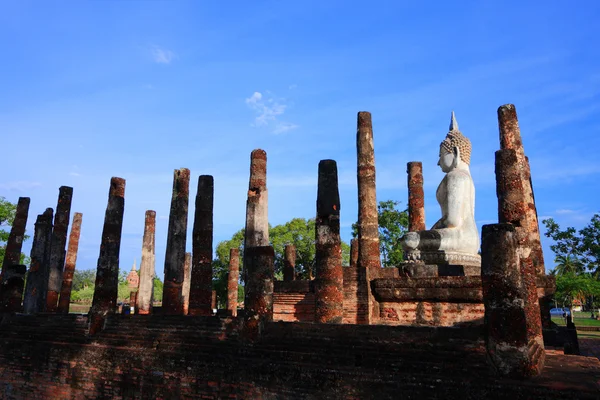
[273,281,315,322]
[0,314,599,398]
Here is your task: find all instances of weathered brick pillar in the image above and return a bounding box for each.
[283,244,296,281]
[189,175,213,316]
[0,264,26,313]
[481,223,545,378]
[497,105,545,275]
[356,112,381,272]
[57,212,83,314]
[46,186,73,312]
[407,162,426,232]
[1,197,29,281]
[137,210,156,315]
[315,160,343,324]
[244,149,269,281]
[23,209,53,314]
[227,248,239,317]
[212,290,217,311]
[162,168,190,315]
[356,111,380,324]
[350,238,358,269]
[496,146,546,338]
[89,177,126,335]
[243,246,274,341]
[182,252,192,315]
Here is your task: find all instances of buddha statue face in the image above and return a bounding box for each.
[437,146,458,173]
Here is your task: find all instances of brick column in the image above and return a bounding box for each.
[1,197,29,281]
[46,186,73,312]
[189,175,213,316]
[227,248,239,317]
[497,105,545,275]
[57,212,83,314]
[315,160,343,324]
[23,209,53,314]
[355,111,380,324]
[182,252,192,315]
[243,246,274,341]
[283,244,296,281]
[89,177,126,335]
[407,162,426,232]
[244,149,269,281]
[162,168,190,315]
[350,238,358,269]
[481,223,545,378]
[356,112,381,273]
[0,264,26,313]
[137,210,156,315]
[211,290,217,311]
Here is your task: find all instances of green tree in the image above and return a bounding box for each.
[153,276,163,304]
[0,197,30,266]
[553,255,585,276]
[554,272,599,309]
[72,269,96,291]
[352,200,409,267]
[543,214,600,275]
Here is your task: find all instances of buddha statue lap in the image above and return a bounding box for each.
[401,113,481,276]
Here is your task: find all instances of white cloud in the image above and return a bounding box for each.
[289,84,297,90]
[0,181,42,192]
[151,46,175,64]
[245,91,297,134]
[274,122,299,134]
[69,172,81,177]
[555,209,576,215]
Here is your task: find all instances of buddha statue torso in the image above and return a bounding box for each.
[401,113,481,274]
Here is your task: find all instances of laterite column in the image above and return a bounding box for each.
[137,211,156,314]
[498,104,545,275]
[162,168,190,315]
[47,186,73,312]
[243,246,274,341]
[243,149,269,281]
[0,264,26,313]
[57,212,83,314]
[227,248,239,317]
[481,223,545,378]
[1,197,30,281]
[23,209,53,314]
[182,252,192,315]
[356,112,381,272]
[89,177,126,335]
[283,244,296,281]
[315,160,343,324]
[189,175,213,316]
[407,162,426,231]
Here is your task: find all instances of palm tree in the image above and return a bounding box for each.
[554,254,585,275]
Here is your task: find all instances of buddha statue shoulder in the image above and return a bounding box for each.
[401,112,480,272]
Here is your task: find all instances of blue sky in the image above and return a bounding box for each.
[1,1,599,277]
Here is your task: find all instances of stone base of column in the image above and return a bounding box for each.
[0,265,26,313]
[243,246,274,342]
[482,223,545,378]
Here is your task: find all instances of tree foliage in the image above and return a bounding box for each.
[0,196,30,266]
[543,214,600,275]
[352,200,409,267]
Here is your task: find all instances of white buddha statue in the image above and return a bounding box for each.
[401,112,480,274]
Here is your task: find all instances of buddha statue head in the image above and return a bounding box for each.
[438,112,472,173]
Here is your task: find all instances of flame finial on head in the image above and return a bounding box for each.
[449,111,459,132]
[441,111,472,165]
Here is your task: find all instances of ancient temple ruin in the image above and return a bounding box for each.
[0,104,596,398]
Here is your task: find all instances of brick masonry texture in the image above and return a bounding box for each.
[0,314,598,399]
